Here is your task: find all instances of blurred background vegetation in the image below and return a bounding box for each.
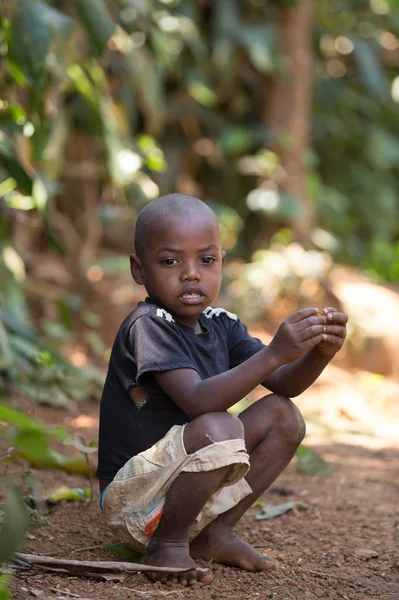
[1,0,399,579]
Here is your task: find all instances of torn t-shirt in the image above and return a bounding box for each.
[97,299,266,480]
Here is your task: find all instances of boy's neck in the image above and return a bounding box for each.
[145,297,204,334]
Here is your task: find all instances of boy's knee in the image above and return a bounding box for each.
[184,411,244,454]
[270,394,306,447]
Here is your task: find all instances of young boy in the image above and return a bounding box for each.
[97,193,347,586]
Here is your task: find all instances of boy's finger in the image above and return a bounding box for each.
[321,334,344,346]
[295,315,325,332]
[301,333,324,348]
[298,324,326,341]
[325,325,346,337]
[322,306,338,314]
[287,308,318,324]
[326,312,348,324]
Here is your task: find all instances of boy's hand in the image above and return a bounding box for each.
[269,308,327,366]
[317,307,348,357]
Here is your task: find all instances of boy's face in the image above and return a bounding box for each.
[130,213,225,328]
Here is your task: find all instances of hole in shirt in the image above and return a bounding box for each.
[129,385,149,409]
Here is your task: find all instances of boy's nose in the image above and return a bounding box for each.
[181,261,200,281]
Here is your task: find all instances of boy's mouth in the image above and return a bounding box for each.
[178,287,206,305]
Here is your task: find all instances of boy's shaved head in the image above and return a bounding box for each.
[134,193,219,258]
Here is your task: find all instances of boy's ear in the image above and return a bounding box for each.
[130,254,145,285]
[221,250,226,267]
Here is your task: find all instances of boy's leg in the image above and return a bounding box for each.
[190,393,305,571]
[141,411,245,586]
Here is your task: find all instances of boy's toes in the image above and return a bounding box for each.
[186,570,198,586]
[197,569,213,584]
[263,556,277,570]
[148,571,168,584]
[167,574,178,585]
[177,572,188,586]
[176,569,212,586]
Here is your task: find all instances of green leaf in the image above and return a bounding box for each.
[10,335,47,364]
[296,445,331,476]
[0,486,30,564]
[352,36,389,98]
[0,403,45,432]
[14,429,50,461]
[236,24,276,74]
[124,45,164,135]
[8,0,53,87]
[74,0,116,56]
[40,2,74,35]
[0,320,13,371]
[0,137,33,195]
[43,486,88,503]
[367,127,399,169]
[220,126,269,155]
[15,450,93,476]
[0,104,26,135]
[0,574,11,600]
[103,543,143,562]
[1,309,36,342]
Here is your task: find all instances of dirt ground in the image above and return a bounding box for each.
[5,382,399,600]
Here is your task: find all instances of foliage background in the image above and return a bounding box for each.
[1,0,399,581]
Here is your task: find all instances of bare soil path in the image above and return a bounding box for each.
[6,388,399,600]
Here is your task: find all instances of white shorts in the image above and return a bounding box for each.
[101,424,252,552]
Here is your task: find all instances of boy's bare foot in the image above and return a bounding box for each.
[141,538,213,586]
[190,523,277,571]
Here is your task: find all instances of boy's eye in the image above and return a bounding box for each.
[163,258,178,266]
[201,256,216,265]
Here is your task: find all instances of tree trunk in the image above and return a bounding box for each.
[263,0,313,243]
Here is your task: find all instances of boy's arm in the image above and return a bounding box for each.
[155,346,281,419]
[154,308,326,419]
[262,308,348,397]
[261,346,331,397]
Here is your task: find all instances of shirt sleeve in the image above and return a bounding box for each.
[226,316,266,369]
[128,313,196,385]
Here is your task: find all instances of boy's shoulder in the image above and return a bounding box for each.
[121,301,170,330]
[118,301,241,339]
[203,307,238,322]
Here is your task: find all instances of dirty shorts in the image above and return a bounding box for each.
[101,424,252,552]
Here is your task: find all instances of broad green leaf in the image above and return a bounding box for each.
[352,36,389,98]
[103,543,143,562]
[42,108,69,181]
[236,24,276,74]
[1,275,32,329]
[220,127,269,155]
[296,445,331,476]
[74,0,116,56]
[0,321,12,371]
[0,403,67,444]
[0,574,10,600]
[188,81,217,107]
[0,138,33,195]
[15,450,93,476]
[124,42,165,135]
[14,429,50,461]
[0,104,26,136]
[10,335,42,362]
[0,403,45,431]
[367,127,399,169]
[43,486,89,503]
[8,0,53,87]
[0,309,36,341]
[0,486,30,564]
